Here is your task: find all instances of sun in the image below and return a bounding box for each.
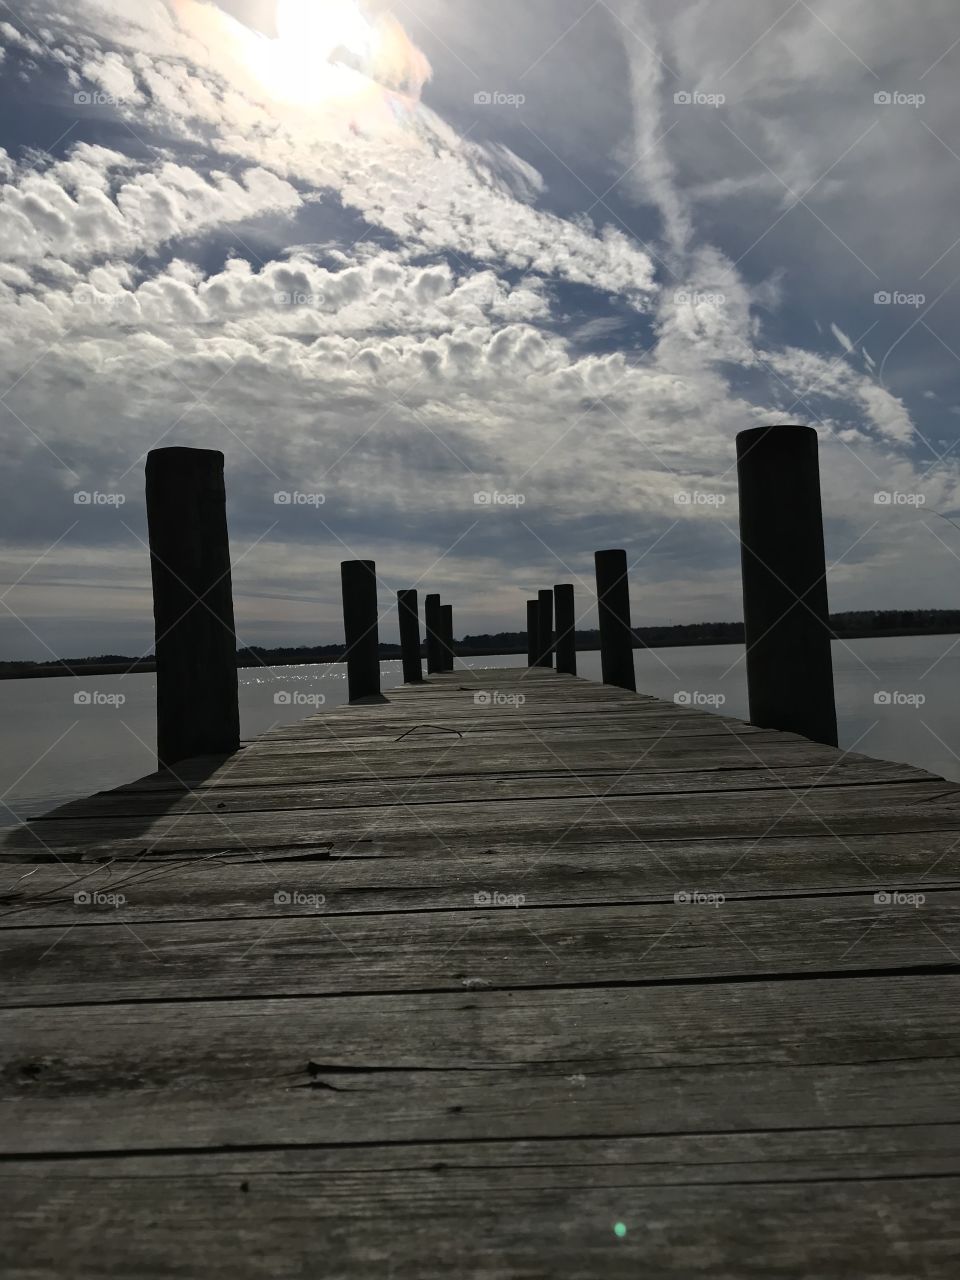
[245,0,381,110]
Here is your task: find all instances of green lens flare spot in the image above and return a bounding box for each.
[613,1222,628,1239]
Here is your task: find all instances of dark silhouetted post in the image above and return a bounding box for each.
[554,583,577,676]
[145,447,239,769]
[595,550,636,691]
[526,600,539,667]
[441,604,455,671]
[341,560,381,702]
[736,425,837,746]
[425,593,443,674]
[536,589,554,667]
[397,589,423,684]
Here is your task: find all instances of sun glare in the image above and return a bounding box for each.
[269,0,375,105]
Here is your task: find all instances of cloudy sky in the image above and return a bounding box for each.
[2,0,960,660]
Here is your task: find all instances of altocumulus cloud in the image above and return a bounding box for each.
[1,0,959,658]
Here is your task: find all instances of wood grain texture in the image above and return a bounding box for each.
[3,668,960,1275]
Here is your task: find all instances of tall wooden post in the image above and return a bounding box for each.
[145,447,239,769]
[526,600,540,667]
[736,425,837,746]
[441,604,455,671]
[341,560,381,702]
[536,589,554,668]
[595,549,636,691]
[397,589,423,684]
[554,583,577,676]
[425,593,443,674]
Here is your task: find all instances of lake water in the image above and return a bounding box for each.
[0,634,957,827]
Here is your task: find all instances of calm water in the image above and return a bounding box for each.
[0,635,957,827]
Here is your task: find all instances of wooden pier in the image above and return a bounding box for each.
[4,666,960,1276]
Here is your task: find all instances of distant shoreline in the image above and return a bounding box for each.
[2,625,958,680]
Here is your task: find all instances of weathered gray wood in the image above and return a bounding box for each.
[145,447,239,767]
[397,589,423,684]
[554,582,577,675]
[340,559,380,702]
[5,890,960,1008]
[595,550,636,691]
[4,665,960,1275]
[3,1136,960,1279]
[4,975,960,1156]
[737,425,838,746]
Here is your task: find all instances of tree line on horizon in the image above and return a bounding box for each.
[2,608,959,676]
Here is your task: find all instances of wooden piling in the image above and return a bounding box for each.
[145,447,239,768]
[736,424,838,746]
[595,549,636,691]
[397,590,423,684]
[554,583,577,676]
[536,589,554,667]
[424,594,443,674]
[526,600,540,667]
[441,604,455,671]
[340,560,381,702]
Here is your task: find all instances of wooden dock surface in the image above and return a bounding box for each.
[4,667,960,1277]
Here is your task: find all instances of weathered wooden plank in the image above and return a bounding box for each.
[3,1134,960,1279]
[2,892,958,1008]
[34,760,927,823]
[4,975,960,1155]
[6,780,960,859]
[4,830,958,927]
